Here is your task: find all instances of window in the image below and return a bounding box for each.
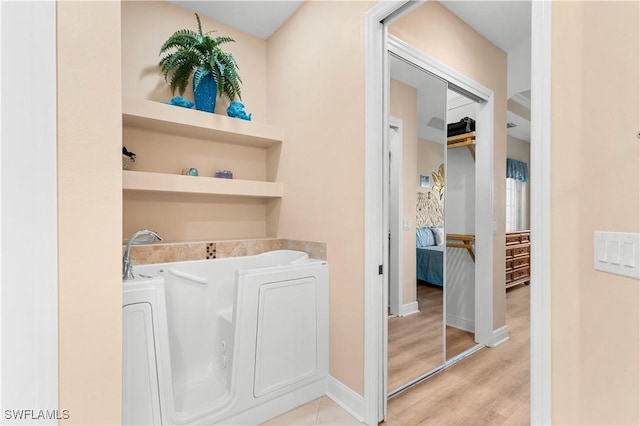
[506,178,523,232]
[506,158,529,232]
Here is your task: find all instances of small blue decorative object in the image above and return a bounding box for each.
[214,169,233,179]
[181,168,199,176]
[226,101,252,121]
[165,96,194,109]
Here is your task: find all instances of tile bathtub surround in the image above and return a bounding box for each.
[127,242,208,264]
[206,243,216,259]
[215,239,286,258]
[284,239,327,261]
[126,238,327,265]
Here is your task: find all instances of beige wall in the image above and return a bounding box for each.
[390,78,419,306]
[57,1,123,424]
[121,1,272,242]
[551,2,640,424]
[418,138,445,199]
[390,1,508,330]
[507,135,530,164]
[266,1,373,395]
[121,0,267,118]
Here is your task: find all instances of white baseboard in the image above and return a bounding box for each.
[399,301,419,317]
[446,313,474,333]
[326,376,365,422]
[490,325,510,347]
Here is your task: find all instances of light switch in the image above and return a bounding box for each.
[403,220,410,231]
[622,242,636,267]
[607,240,620,264]
[595,233,607,262]
[594,231,640,279]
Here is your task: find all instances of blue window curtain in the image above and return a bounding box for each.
[506,158,529,182]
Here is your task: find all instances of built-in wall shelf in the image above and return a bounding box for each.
[122,97,283,148]
[123,170,283,198]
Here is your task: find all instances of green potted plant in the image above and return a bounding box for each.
[159,13,242,113]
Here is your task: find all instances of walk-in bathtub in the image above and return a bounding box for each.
[123,250,329,425]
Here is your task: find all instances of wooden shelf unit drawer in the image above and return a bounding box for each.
[506,231,530,246]
[512,245,529,257]
[506,235,521,246]
[512,267,529,280]
[512,257,529,269]
[505,230,530,289]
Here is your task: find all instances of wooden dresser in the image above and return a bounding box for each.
[506,231,530,288]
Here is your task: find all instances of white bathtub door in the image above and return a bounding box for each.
[253,277,318,397]
[123,302,162,426]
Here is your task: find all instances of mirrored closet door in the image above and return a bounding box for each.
[386,53,486,395]
[386,52,448,394]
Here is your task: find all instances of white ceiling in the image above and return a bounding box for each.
[171,1,531,50]
[439,1,531,53]
[167,0,303,40]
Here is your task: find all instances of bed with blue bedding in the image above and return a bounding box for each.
[416,227,444,287]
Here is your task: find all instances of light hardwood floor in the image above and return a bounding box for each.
[388,282,476,391]
[264,284,530,425]
[385,284,530,425]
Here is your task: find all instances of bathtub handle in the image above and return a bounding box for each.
[168,268,208,285]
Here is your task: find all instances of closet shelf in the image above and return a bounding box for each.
[122,97,283,148]
[447,132,476,161]
[123,170,283,198]
[446,233,475,262]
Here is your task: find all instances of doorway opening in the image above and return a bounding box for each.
[364,1,551,424]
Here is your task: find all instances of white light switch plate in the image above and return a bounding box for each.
[594,231,640,279]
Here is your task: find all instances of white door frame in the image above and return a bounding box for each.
[363,2,552,425]
[0,0,59,415]
[529,2,552,424]
[387,117,403,317]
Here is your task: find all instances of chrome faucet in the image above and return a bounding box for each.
[123,229,163,280]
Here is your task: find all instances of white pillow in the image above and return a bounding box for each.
[431,226,445,246]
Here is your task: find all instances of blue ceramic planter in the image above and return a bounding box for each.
[193,69,217,113]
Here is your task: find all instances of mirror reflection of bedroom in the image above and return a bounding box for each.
[387,53,481,395]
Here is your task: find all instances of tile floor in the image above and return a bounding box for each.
[262,396,364,425]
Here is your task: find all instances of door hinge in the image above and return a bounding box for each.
[378,264,383,275]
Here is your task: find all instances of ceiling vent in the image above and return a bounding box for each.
[427,116,445,131]
[507,122,517,129]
